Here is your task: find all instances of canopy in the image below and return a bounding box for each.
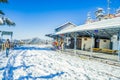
[56,17,120,38]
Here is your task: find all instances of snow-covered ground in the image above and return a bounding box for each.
[0,44,120,80]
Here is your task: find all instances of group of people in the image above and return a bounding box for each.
[52,41,64,51]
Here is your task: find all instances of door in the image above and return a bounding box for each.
[77,38,82,49]
[95,38,99,48]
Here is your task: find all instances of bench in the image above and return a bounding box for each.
[92,48,101,52]
[101,49,118,54]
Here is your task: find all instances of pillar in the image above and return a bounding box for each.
[74,32,77,54]
[118,32,120,61]
[90,34,94,57]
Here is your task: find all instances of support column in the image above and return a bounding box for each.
[66,33,69,49]
[11,34,13,42]
[90,34,94,57]
[1,34,3,40]
[74,32,77,54]
[63,34,66,51]
[1,34,3,51]
[86,31,94,57]
[57,36,60,49]
[118,32,120,61]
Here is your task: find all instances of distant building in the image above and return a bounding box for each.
[104,14,115,19]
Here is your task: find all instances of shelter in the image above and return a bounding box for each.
[56,17,120,37]
[56,17,120,61]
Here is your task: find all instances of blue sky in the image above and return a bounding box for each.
[0,0,120,40]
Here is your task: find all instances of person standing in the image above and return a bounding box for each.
[61,42,64,51]
[5,39,10,57]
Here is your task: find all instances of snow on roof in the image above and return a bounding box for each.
[55,22,76,32]
[56,17,120,35]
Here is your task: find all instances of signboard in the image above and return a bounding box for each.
[1,31,13,36]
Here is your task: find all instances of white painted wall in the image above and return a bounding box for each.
[62,24,76,31]
[55,23,76,32]
[112,41,118,50]
[111,35,118,50]
[0,18,4,25]
[81,37,95,50]
[99,39,110,49]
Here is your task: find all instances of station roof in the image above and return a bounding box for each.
[45,33,56,38]
[56,17,120,38]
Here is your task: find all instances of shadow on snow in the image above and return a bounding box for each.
[1,52,34,80]
[0,46,64,80]
[18,71,64,80]
[13,46,52,51]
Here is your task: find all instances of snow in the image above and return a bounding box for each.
[0,44,120,80]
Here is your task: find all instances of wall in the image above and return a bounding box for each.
[55,23,76,32]
[111,35,118,50]
[81,37,95,50]
[99,39,110,49]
